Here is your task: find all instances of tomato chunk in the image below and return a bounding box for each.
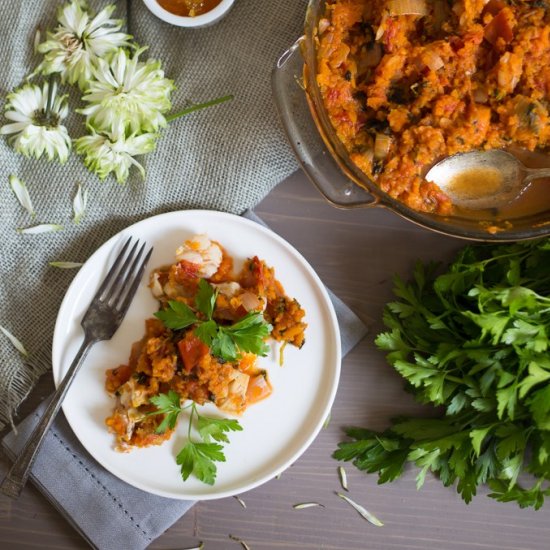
[484,9,515,47]
[177,333,208,372]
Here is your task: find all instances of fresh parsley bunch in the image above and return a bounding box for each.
[335,238,550,509]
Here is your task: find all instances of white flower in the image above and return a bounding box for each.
[79,47,175,134]
[0,81,71,163]
[35,1,132,90]
[74,124,157,183]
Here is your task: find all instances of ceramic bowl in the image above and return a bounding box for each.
[141,0,235,28]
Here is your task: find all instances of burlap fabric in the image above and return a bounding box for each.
[0,0,305,430]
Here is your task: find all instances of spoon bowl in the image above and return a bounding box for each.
[426,150,550,210]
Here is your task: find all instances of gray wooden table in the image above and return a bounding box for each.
[1,170,549,549]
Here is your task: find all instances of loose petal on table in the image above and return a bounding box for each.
[0,326,29,356]
[72,183,88,224]
[336,493,384,526]
[338,466,349,491]
[17,224,63,234]
[9,175,35,217]
[49,261,84,269]
[233,495,247,508]
[293,502,325,509]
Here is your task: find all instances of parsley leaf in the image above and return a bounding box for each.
[148,390,183,434]
[176,441,224,485]
[154,300,197,330]
[195,278,218,319]
[194,319,218,346]
[221,312,273,357]
[197,413,243,443]
[336,238,550,509]
[211,329,237,361]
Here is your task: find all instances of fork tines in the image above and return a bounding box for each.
[94,237,153,313]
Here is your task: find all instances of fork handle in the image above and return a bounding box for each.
[0,337,95,499]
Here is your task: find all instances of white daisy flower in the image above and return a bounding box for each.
[35,0,132,90]
[74,123,157,183]
[79,47,175,134]
[0,81,71,163]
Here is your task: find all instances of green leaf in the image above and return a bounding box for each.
[176,442,225,485]
[217,312,272,360]
[503,319,548,353]
[149,390,181,413]
[470,427,492,457]
[176,442,197,482]
[495,424,526,460]
[528,385,550,430]
[195,279,217,319]
[519,361,550,398]
[194,442,226,462]
[197,414,243,443]
[461,311,510,344]
[155,300,198,330]
[456,469,478,503]
[224,312,272,354]
[211,330,237,361]
[500,454,523,488]
[446,392,469,415]
[488,479,548,510]
[194,320,217,347]
[148,390,183,433]
[392,418,457,441]
[496,384,517,420]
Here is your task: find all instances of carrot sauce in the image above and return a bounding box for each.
[157,0,222,17]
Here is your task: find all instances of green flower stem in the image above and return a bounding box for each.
[166,95,234,122]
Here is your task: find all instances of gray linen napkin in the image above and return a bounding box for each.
[0,0,307,431]
[2,211,368,550]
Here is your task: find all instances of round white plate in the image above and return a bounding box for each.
[52,210,341,500]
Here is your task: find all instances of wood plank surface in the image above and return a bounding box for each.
[1,170,549,549]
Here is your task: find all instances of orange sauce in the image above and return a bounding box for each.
[157,0,222,17]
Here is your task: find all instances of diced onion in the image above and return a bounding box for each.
[375,14,388,41]
[241,291,263,312]
[423,50,444,71]
[374,133,392,160]
[473,87,489,104]
[318,17,330,34]
[387,0,428,16]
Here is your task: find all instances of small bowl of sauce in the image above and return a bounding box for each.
[142,0,235,28]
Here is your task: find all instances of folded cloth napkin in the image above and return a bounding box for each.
[0,0,307,431]
[2,211,368,550]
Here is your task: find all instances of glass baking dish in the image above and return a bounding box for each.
[272,0,550,241]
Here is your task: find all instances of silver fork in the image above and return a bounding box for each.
[0,237,153,499]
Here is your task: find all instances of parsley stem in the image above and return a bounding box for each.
[166,95,234,122]
[188,402,196,439]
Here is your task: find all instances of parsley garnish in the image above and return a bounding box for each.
[154,279,272,362]
[148,390,185,434]
[335,239,550,510]
[148,392,242,485]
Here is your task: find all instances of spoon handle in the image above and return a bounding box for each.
[524,167,550,183]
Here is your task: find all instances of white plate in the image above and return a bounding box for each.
[52,210,341,500]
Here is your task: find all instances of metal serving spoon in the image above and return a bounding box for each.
[425,150,550,210]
